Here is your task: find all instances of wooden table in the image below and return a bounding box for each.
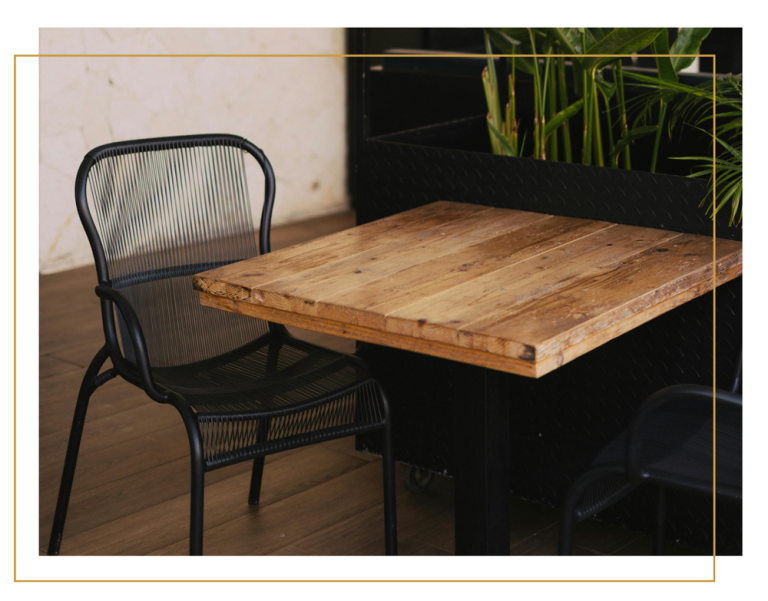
[194,201,742,554]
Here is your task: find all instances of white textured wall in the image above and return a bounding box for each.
[39,28,347,274]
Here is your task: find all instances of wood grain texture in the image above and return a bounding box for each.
[196,202,742,378]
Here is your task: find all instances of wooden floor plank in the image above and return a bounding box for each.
[149,461,389,556]
[43,453,266,554]
[40,354,82,380]
[290,474,454,555]
[39,372,147,438]
[53,446,365,555]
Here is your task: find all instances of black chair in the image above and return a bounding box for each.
[48,134,397,556]
[558,356,742,555]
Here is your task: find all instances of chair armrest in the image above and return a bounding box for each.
[625,384,742,482]
[94,285,170,403]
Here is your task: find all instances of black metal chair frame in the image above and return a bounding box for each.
[47,134,397,556]
[558,356,742,555]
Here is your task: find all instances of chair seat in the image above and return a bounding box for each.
[571,400,742,521]
[592,402,742,491]
[152,333,385,469]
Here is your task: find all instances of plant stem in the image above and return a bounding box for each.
[482,69,501,155]
[604,68,615,166]
[547,56,557,160]
[650,101,668,173]
[615,60,631,169]
[483,32,503,155]
[582,69,591,165]
[528,28,542,159]
[557,56,573,163]
[592,71,604,167]
[540,60,549,160]
[534,76,540,159]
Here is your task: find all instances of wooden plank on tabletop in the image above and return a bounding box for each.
[385,224,682,356]
[480,235,742,361]
[193,201,490,300]
[316,215,613,329]
[532,261,742,375]
[247,207,547,316]
[199,292,539,378]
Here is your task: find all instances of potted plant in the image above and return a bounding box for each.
[354,28,742,554]
[478,27,741,226]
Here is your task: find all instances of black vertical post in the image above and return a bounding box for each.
[454,367,511,555]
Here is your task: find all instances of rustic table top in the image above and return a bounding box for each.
[194,201,742,378]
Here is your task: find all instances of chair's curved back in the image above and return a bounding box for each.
[76,134,275,368]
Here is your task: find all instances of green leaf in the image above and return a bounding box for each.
[484,28,535,73]
[588,28,610,44]
[673,156,741,168]
[621,70,738,106]
[713,134,743,159]
[652,29,678,86]
[488,118,517,157]
[549,27,584,54]
[610,125,658,165]
[484,28,522,54]
[730,183,742,225]
[670,28,712,72]
[572,61,585,98]
[544,98,584,139]
[582,28,664,73]
[594,70,616,100]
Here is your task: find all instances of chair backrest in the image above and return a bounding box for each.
[76,134,275,368]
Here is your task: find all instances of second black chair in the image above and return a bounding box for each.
[558,357,742,555]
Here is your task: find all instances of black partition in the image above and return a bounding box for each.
[348,28,742,554]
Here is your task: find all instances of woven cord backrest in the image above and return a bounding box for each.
[83,136,270,367]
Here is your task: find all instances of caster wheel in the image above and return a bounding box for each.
[401,464,434,494]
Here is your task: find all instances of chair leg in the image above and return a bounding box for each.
[248,457,266,505]
[189,455,205,556]
[558,477,582,556]
[653,486,667,556]
[558,464,629,556]
[48,345,112,556]
[378,385,398,556]
[178,404,206,556]
[248,416,271,505]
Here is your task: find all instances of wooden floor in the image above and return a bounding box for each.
[39,210,702,556]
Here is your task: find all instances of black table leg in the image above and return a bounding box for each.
[454,367,510,555]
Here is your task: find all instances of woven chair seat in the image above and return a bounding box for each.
[151,334,385,468]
